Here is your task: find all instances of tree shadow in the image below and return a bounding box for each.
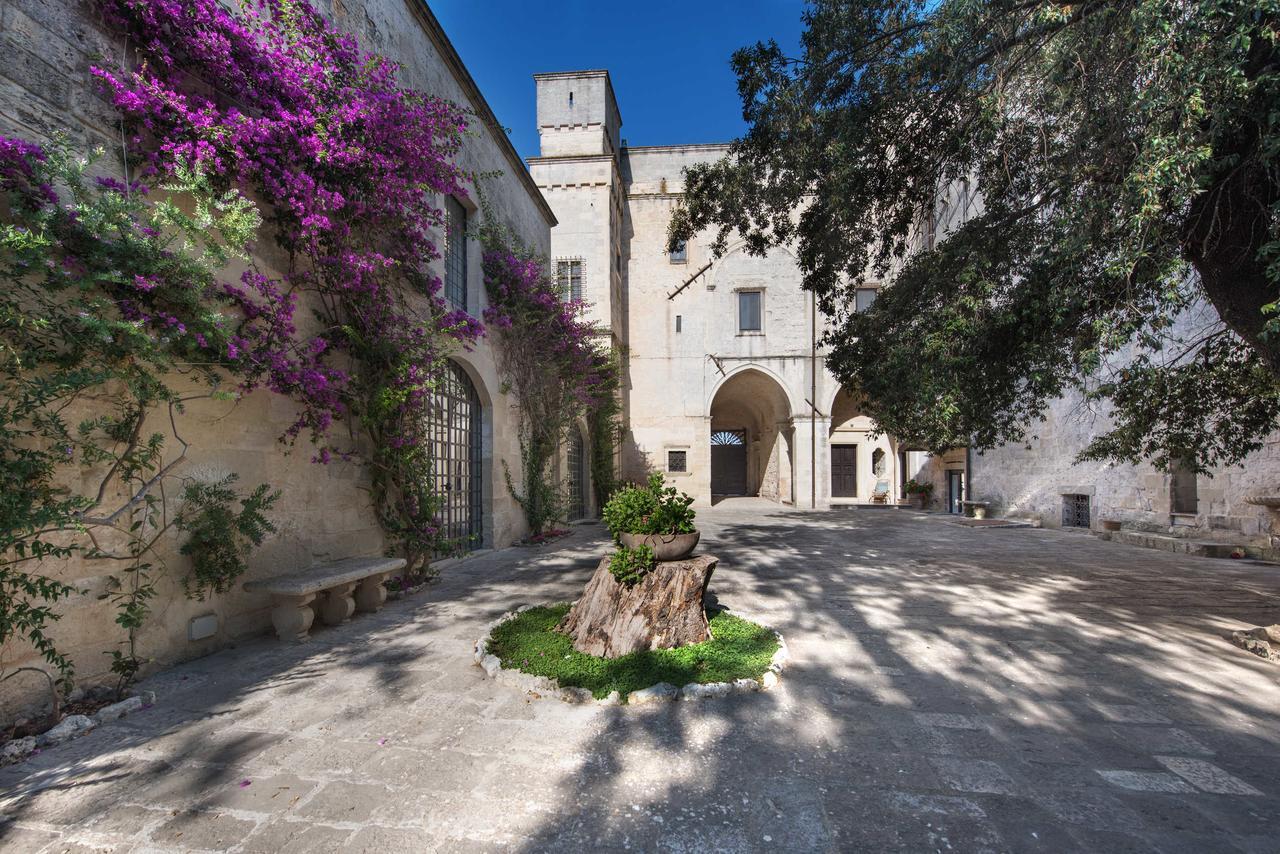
[0,510,1277,851]
[515,506,1280,850]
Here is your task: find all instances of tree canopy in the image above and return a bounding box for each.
[671,0,1280,470]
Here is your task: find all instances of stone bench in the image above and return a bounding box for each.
[244,556,406,642]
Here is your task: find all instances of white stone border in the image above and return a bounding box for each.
[474,605,790,706]
[1,690,157,766]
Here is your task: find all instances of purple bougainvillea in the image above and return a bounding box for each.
[90,0,481,568]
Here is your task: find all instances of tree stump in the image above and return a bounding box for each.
[557,554,718,658]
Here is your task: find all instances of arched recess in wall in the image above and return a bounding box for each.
[828,387,899,503]
[708,366,796,503]
[429,356,492,552]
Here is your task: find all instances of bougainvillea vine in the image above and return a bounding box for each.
[482,241,616,534]
[92,0,484,570]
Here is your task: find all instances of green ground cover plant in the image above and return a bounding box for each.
[487,603,779,700]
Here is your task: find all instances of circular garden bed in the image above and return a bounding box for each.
[475,603,789,705]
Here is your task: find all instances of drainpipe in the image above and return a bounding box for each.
[811,289,817,510]
[965,445,973,502]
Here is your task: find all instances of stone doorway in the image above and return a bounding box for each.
[427,360,484,554]
[711,430,748,495]
[708,369,794,503]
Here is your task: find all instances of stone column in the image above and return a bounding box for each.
[791,414,832,509]
[355,572,390,614]
[270,593,316,642]
[319,581,357,626]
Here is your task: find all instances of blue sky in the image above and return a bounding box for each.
[430,1,806,162]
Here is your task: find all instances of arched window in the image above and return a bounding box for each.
[427,362,483,554]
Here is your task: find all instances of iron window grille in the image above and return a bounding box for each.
[1062,493,1091,528]
[444,196,468,312]
[566,430,587,520]
[711,430,746,446]
[555,258,583,302]
[667,450,688,472]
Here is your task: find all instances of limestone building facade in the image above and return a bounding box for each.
[0,0,552,717]
[530,71,963,513]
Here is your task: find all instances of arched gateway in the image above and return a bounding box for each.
[427,361,483,552]
[708,368,795,503]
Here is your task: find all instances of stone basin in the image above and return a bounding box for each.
[620,531,700,561]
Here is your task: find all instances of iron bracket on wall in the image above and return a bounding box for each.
[667,261,713,300]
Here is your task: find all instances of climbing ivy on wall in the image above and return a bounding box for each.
[0,137,280,699]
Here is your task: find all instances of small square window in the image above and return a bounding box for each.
[669,240,687,264]
[667,450,687,473]
[855,287,878,313]
[738,290,762,332]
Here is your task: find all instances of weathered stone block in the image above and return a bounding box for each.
[94,695,143,723]
[38,714,95,746]
[627,682,678,705]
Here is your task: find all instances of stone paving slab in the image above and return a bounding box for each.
[1,502,1278,852]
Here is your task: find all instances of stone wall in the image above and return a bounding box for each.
[970,301,1280,540]
[0,0,552,720]
[972,387,1280,540]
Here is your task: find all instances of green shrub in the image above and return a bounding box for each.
[608,544,655,586]
[602,472,696,541]
[177,475,281,600]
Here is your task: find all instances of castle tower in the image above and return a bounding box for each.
[528,70,625,344]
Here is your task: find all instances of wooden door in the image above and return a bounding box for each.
[831,444,858,498]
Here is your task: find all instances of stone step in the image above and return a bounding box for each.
[1109,530,1241,559]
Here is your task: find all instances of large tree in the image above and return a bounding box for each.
[672,0,1280,470]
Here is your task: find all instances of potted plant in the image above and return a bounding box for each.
[903,478,934,509]
[602,472,698,561]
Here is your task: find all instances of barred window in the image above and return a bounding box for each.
[445,196,467,312]
[555,259,583,302]
[667,450,687,473]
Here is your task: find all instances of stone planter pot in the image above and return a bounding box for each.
[620,531,700,561]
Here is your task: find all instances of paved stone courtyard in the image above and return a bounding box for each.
[2,501,1279,852]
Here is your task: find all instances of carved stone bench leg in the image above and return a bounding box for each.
[271,593,315,642]
[319,581,357,626]
[355,572,390,614]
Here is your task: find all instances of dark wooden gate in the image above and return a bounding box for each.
[711,430,748,495]
[831,444,858,497]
